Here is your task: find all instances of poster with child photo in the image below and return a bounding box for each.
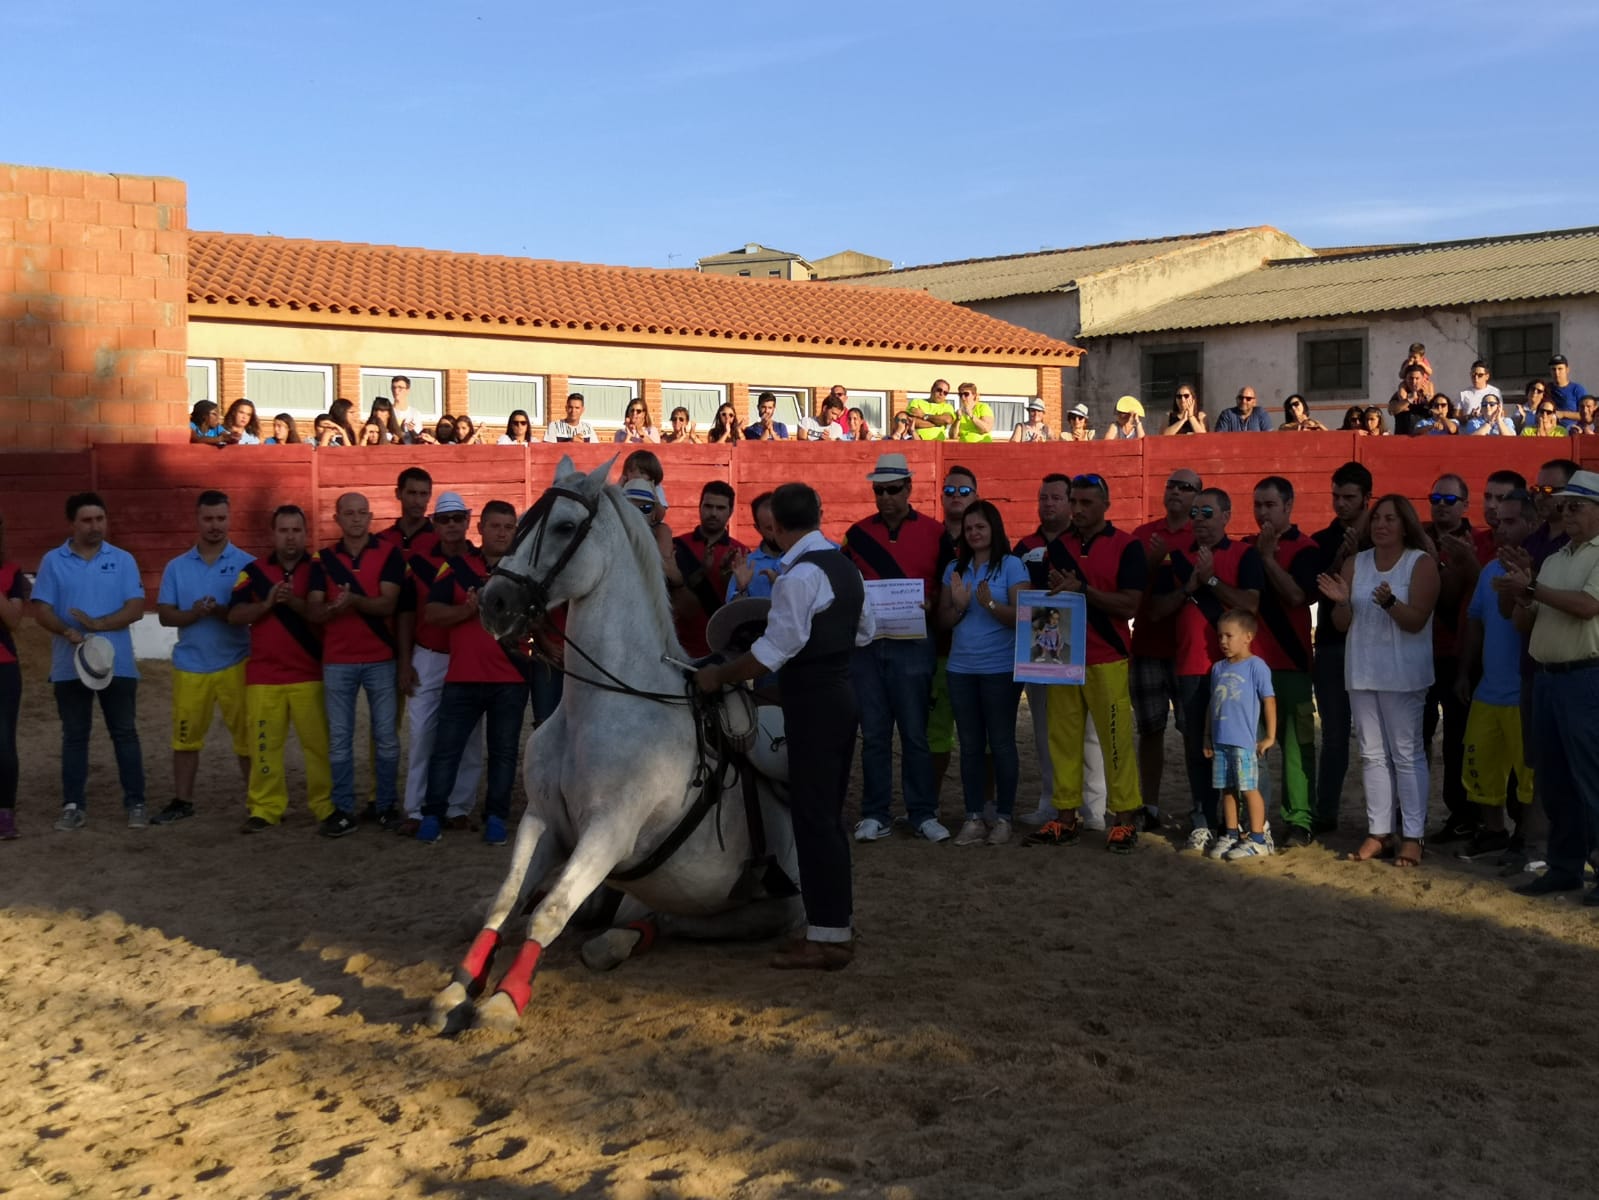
[1013,590,1087,685]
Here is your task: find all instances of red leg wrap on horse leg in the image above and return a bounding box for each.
[626,919,657,956]
[493,941,544,1014]
[453,928,503,996]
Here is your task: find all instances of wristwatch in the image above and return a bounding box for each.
[1379,593,1398,610]
[985,598,997,611]
[1206,576,1219,588]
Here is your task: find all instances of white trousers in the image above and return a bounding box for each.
[1350,687,1429,838]
[404,646,484,819]
[1025,683,1106,822]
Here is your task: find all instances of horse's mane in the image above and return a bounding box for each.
[596,483,683,656]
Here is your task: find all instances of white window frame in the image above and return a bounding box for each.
[663,381,729,429]
[360,366,444,423]
[186,357,217,406]
[242,361,334,418]
[568,377,640,430]
[984,394,1031,440]
[467,372,546,425]
[843,389,888,436]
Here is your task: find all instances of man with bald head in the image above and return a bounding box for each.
[309,492,404,838]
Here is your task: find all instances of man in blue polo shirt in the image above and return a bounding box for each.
[31,491,148,830]
[1213,386,1272,432]
[152,490,256,825]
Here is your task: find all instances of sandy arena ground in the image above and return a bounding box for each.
[3,621,1599,1199]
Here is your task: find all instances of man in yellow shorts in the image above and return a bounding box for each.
[227,505,333,832]
[152,490,254,824]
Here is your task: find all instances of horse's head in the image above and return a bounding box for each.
[480,455,617,639]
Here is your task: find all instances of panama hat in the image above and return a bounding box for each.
[433,491,470,516]
[73,634,115,691]
[1554,469,1599,503]
[865,452,914,484]
[706,596,771,657]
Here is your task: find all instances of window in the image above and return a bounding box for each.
[468,373,545,425]
[984,395,1030,438]
[1298,331,1367,399]
[662,382,728,427]
[186,358,217,406]
[749,387,811,428]
[1480,317,1558,384]
[242,362,333,417]
[360,367,442,423]
[840,390,887,435]
[1140,343,1203,410]
[567,377,639,428]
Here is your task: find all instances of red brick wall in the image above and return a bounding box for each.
[0,164,188,448]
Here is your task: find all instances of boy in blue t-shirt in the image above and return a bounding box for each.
[1203,610,1277,861]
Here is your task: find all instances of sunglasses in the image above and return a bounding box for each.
[1539,408,1558,416]
[1166,480,1198,492]
[1189,505,1219,519]
[434,512,470,524]
[1428,493,1462,505]
[1072,473,1105,488]
[872,482,908,497]
[1530,483,1561,496]
[943,484,975,497]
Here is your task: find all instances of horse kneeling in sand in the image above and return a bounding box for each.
[427,458,800,1035]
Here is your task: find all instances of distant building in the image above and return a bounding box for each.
[697,243,814,281]
[812,250,892,279]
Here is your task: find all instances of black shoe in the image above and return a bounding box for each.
[1311,820,1338,836]
[1430,818,1477,845]
[320,811,358,839]
[1141,809,1163,833]
[376,808,403,833]
[151,799,195,825]
[240,816,271,834]
[357,802,381,824]
[1284,826,1314,850]
[1513,872,1582,897]
[1456,829,1511,861]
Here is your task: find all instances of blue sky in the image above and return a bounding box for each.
[10,0,1597,268]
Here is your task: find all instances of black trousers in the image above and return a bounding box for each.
[782,680,858,933]
[1424,655,1471,825]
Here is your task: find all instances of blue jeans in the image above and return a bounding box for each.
[1178,674,1218,829]
[425,682,528,822]
[851,638,936,824]
[325,661,399,815]
[54,677,145,811]
[1531,668,1599,880]
[1312,640,1350,829]
[946,670,1022,819]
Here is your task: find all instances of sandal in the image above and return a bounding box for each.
[1395,838,1424,868]
[1345,835,1392,863]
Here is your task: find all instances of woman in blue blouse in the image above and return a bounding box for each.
[189,400,228,444]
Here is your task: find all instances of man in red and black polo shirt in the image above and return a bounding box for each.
[377,467,440,559]
[1129,468,1201,828]
[309,492,404,838]
[228,505,333,832]
[1148,487,1264,852]
[1021,473,1147,852]
[843,452,947,843]
[1424,472,1482,844]
[671,481,747,658]
[416,500,531,849]
[1247,476,1321,847]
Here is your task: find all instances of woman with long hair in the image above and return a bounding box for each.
[888,411,916,440]
[359,417,386,446]
[1362,407,1386,436]
[1419,394,1459,435]
[264,413,302,444]
[328,397,361,446]
[613,400,660,444]
[429,417,459,444]
[937,500,1027,847]
[367,397,402,443]
[1279,394,1327,431]
[1164,384,1207,435]
[497,409,533,444]
[662,406,701,444]
[454,414,483,445]
[707,403,743,444]
[223,398,262,444]
[1317,494,1439,868]
[312,413,347,447]
[1339,405,1364,431]
[846,407,875,442]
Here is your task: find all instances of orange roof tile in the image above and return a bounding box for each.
[187,232,1081,360]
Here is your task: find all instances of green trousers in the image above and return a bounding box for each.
[1273,669,1317,831]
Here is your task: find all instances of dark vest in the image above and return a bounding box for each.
[782,548,864,694]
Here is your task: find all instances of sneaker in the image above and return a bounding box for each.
[377,808,404,833]
[914,818,950,843]
[1105,823,1138,855]
[151,799,195,825]
[853,817,892,843]
[1207,830,1240,860]
[1284,826,1314,850]
[1141,808,1163,833]
[240,816,271,834]
[1017,804,1054,828]
[357,802,381,824]
[1430,818,1477,845]
[0,810,15,840]
[1456,829,1511,861]
[1225,835,1275,861]
[483,815,508,846]
[953,818,988,846]
[126,803,148,830]
[1023,818,1080,847]
[320,811,357,839]
[416,815,443,845]
[54,805,86,832]
[986,818,1012,847]
[1185,826,1216,854]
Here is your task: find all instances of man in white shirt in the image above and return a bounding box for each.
[543,393,598,443]
[1458,361,1502,418]
[696,482,873,971]
[389,376,426,443]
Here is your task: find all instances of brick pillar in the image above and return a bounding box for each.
[641,378,663,428]
[728,380,750,421]
[335,363,362,406]
[888,389,908,430]
[1038,363,1064,430]
[444,368,469,417]
[221,358,246,409]
[545,372,568,437]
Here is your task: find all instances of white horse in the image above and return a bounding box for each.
[426,456,801,1034]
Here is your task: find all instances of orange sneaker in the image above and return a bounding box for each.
[1022,817,1080,847]
[1105,823,1139,855]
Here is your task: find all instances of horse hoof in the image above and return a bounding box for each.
[426,983,472,1035]
[580,927,642,972]
[477,992,522,1032]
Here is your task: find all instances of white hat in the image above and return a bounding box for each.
[433,491,470,516]
[1067,403,1090,419]
[1026,398,1046,412]
[73,634,115,691]
[1554,469,1599,502]
[621,481,658,507]
[865,452,913,484]
[655,483,669,509]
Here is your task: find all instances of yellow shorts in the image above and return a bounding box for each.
[1463,700,1533,808]
[171,661,249,754]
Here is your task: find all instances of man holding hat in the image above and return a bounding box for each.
[396,490,485,834]
[32,491,148,831]
[1214,386,1271,433]
[843,452,947,843]
[1502,468,1599,900]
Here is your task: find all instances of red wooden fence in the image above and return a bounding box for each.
[2,435,1590,599]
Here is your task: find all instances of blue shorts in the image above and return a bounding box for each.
[1211,744,1259,792]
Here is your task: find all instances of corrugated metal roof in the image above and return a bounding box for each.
[830,230,1250,303]
[1093,227,1599,336]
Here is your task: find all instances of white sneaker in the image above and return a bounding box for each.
[953,818,988,846]
[1207,830,1240,860]
[853,817,892,843]
[987,818,1012,847]
[914,818,951,843]
[1185,826,1216,854]
[1225,835,1274,861]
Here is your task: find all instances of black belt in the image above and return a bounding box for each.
[1537,657,1599,675]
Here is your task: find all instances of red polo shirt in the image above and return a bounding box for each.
[405,542,462,655]
[1166,537,1267,677]
[672,527,748,658]
[377,519,440,560]
[1130,518,1195,658]
[1018,523,1145,665]
[431,549,529,685]
[842,509,944,588]
[319,536,404,664]
[1245,526,1319,674]
[230,553,324,685]
[0,562,32,666]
